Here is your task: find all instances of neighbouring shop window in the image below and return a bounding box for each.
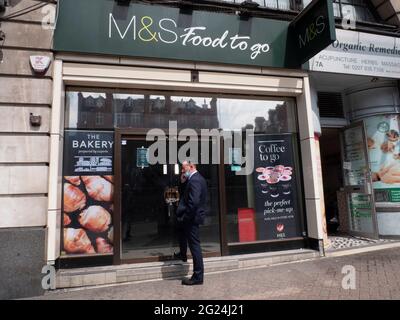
[65,89,303,249]
[365,115,400,203]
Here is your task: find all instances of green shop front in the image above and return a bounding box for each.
[47,0,335,268]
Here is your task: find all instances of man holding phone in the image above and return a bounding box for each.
[175,160,207,285]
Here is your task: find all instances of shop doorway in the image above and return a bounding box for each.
[114,131,221,263]
[320,128,343,234]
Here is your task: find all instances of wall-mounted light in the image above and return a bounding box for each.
[240,0,260,9]
[30,113,42,127]
[236,0,260,20]
[0,0,7,12]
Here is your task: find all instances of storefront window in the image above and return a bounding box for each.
[224,133,304,244]
[64,88,304,259]
[66,90,297,133]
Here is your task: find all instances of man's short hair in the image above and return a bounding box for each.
[184,159,197,167]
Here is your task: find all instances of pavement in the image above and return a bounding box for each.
[31,246,400,300]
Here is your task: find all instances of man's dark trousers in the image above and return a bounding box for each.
[176,171,207,282]
[184,221,203,281]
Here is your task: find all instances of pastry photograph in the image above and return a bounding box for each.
[96,237,113,253]
[108,227,113,244]
[63,228,96,254]
[82,176,114,202]
[103,175,114,183]
[65,176,81,186]
[63,183,87,213]
[63,213,71,227]
[62,175,114,255]
[78,205,112,233]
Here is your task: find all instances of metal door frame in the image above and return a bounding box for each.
[113,128,223,265]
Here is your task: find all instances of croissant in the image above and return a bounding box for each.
[78,205,111,233]
[108,227,113,244]
[65,176,81,186]
[96,237,113,254]
[63,183,86,213]
[82,176,113,202]
[103,175,114,184]
[63,228,95,254]
[63,213,71,226]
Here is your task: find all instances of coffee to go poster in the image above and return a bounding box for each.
[62,130,114,256]
[365,115,400,202]
[253,134,303,240]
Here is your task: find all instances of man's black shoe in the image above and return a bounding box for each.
[173,252,187,262]
[181,278,203,286]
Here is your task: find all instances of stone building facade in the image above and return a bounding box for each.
[0,0,55,299]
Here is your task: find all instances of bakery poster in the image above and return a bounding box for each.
[365,115,400,202]
[62,130,114,256]
[253,134,302,240]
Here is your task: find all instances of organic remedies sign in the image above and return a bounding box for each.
[54,0,291,68]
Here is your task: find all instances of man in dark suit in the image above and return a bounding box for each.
[176,160,207,285]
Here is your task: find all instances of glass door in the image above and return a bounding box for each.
[118,133,221,262]
[341,121,379,239]
[120,137,173,260]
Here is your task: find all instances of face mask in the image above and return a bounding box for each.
[184,170,190,178]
